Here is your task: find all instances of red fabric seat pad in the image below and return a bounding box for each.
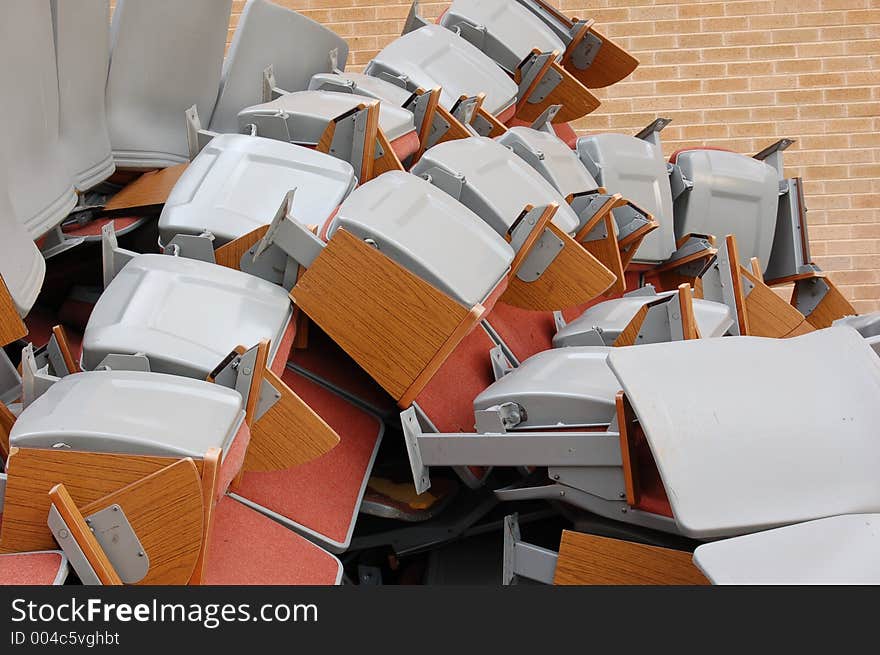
[204,497,340,585]
[485,302,557,362]
[234,369,381,544]
[0,551,64,586]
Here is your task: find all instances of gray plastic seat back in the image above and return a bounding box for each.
[498,127,598,198]
[0,0,76,237]
[51,0,115,191]
[674,149,778,266]
[577,133,675,263]
[440,0,565,73]
[210,0,349,133]
[309,72,414,108]
[411,137,580,238]
[327,171,513,306]
[365,25,518,116]
[0,158,46,318]
[107,0,232,168]
[608,327,880,539]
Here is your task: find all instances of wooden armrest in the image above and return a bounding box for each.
[579,211,626,297]
[0,274,28,347]
[51,325,81,374]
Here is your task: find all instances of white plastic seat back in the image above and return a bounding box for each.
[608,327,880,539]
[577,133,676,263]
[673,150,779,267]
[106,0,232,168]
[159,133,356,245]
[441,0,565,73]
[82,254,292,379]
[327,171,514,306]
[411,137,580,238]
[210,0,350,134]
[498,127,599,198]
[365,25,518,117]
[11,370,244,459]
[51,0,115,191]
[694,514,880,584]
[0,0,76,237]
[0,158,45,318]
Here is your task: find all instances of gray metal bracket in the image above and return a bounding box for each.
[449,95,481,128]
[508,204,553,254]
[312,76,356,95]
[325,105,371,176]
[668,162,693,201]
[39,225,85,260]
[553,310,566,332]
[185,105,218,159]
[634,117,672,148]
[48,505,102,586]
[474,403,526,433]
[0,473,7,510]
[31,334,75,379]
[567,20,603,70]
[20,344,60,409]
[252,189,325,270]
[518,51,563,105]
[403,0,429,34]
[101,223,138,288]
[502,514,558,585]
[516,226,565,282]
[753,138,795,179]
[210,344,281,424]
[94,353,151,372]
[403,88,435,133]
[261,65,288,103]
[791,274,831,318]
[0,350,20,405]
[419,167,465,202]
[529,104,561,133]
[85,504,149,584]
[401,406,622,494]
[664,234,714,273]
[612,202,652,241]
[162,233,217,263]
[489,344,514,381]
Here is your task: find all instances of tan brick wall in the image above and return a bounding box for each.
[237,1,879,311]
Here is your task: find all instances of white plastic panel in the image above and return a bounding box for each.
[674,149,779,267]
[608,327,880,539]
[51,0,115,191]
[309,72,414,107]
[327,171,513,306]
[498,127,598,198]
[0,0,76,237]
[83,254,292,379]
[474,346,619,428]
[365,25,518,116]
[412,137,580,237]
[209,0,350,133]
[159,133,356,245]
[0,159,45,318]
[107,0,232,168]
[694,514,880,584]
[577,133,676,263]
[239,90,416,142]
[441,0,565,72]
[11,370,243,459]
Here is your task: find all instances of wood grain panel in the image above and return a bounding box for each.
[565,26,639,89]
[581,213,626,296]
[102,164,187,215]
[291,229,471,400]
[554,531,708,585]
[0,448,201,553]
[191,448,220,585]
[213,225,269,270]
[502,223,617,311]
[52,325,81,374]
[0,274,28,347]
[515,55,601,124]
[49,484,122,585]
[742,268,815,338]
[795,278,856,329]
[78,458,204,585]
[372,128,406,179]
[613,304,651,347]
[724,235,751,336]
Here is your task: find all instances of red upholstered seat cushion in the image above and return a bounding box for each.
[233,369,382,548]
[485,302,557,362]
[0,551,65,586]
[204,497,341,585]
[217,421,252,502]
[269,318,297,377]
[390,131,420,161]
[62,217,144,238]
[497,105,517,125]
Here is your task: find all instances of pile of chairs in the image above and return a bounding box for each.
[1,0,877,586]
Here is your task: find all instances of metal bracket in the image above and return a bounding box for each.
[668,163,693,201]
[85,504,149,584]
[252,189,325,270]
[326,105,371,176]
[475,403,526,433]
[553,310,566,332]
[419,167,465,202]
[39,225,86,260]
[101,223,138,288]
[210,344,281,423]
[403,88,435,135]
[753,138,795,180]
[516,226,565,282]
[529,104,561,133]
[450,95,481,128]
[48,506,102,586]
[503,514,558,585]
[0,473,7,510]
[508,204,551,254]
[162,233,217,263]
[185,105,218,159]
[94,353,151,372]
[489,344,514,381]
[20,344,60,408]
[261,65,287,103]
[518,52,563,104]
[0,350,20,405]
[328,47,342,74]
[792,275,830,317]
[568,20,603,70]
[612,202,652,242]
[403,0,429,34]
[634,117,672,148]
